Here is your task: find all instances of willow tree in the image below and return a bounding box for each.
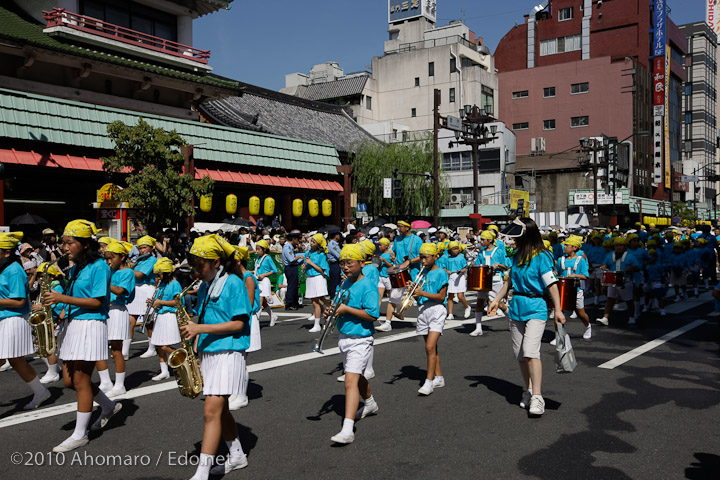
[351,135,450,217]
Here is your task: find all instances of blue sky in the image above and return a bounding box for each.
[194,0,706,91]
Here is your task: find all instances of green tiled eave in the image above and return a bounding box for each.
[0,4,238,90]
[0,88,341,175]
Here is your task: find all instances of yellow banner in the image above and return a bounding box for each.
[509,189,530,215]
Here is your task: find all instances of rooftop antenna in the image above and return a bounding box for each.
[460,8,466,23]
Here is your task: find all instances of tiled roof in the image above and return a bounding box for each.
[0,87,341,175]
[201,83,379,154]
[0,2,239,90]
[294,75,369,101]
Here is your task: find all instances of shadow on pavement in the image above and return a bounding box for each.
[685,452,720,480]
[306,394,344,421]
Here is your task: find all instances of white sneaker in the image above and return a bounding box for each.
[529,395,545,416]
[107,385,126,398]
[446,313,455,320]
[336,374,345,382]
[464,306,472,319]
[570,311,578,319]
[660,309,667,316]
[151,371,170,381]
[228,395,249,410]
[432,377,445,388]
[39,372,60,384]
[375,322,392,332]
[364,370,375,380]
[91,402,122,431]
[52,436,89,453]
[330,431,355,444]
[583,325,592,339]
[519,390,532,409]
[418,381,434,396]
[628,317,637,325]
[0,361,12,372]
[270,315,278,327]
[596,317,609,326]
[99,382,114,394]
[357,402,379,419]
[495,309,506,317]
[140,349,157,359]
[308,325,322,333]
[307,315,316,322]
[469,326,483,337]
[23,388,51,410]
[210,455,248,475]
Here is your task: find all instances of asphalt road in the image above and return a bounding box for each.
[1,291,718,480]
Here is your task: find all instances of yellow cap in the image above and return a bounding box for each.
[419,243,438,255]
[543,239,551,249]
[137,235,157,248]
[63,219,99,238]
[613,237,628,246]
[98,237,113,245]
[256,239,270,251]
[106,241,133,255]
[480,230,495,241]
[0,231,23,250]
[190,234,236,260]
[397,220,411,227]
[340,244,364,261]
[38,262,61,277]
[562,235,583,248]
[360,239,376,256]
[312,233,328,253]
[152,257,174,274]
[234,246,250,260]
[447,241,459,250]
[379,238,390,246]
[488,224,499,232]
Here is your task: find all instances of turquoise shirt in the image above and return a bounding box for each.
[362,264,380,285]
[444,253,468,273]
[475,244,509,268]
[51,282,66,318]
[393,234,422,278]
[0,261,30,319]
[557,255,589,291]
[110,268,136,305]
[255,254,278,276]
[134,255,157,285]
[65,258,111,320]
[379,252,393,277]
[243,271,261,315]
[156,279,182,314]
[509,251,557,322]
[197,274,252,353]
[304,250,329,277]
[336,275,379,337]
[602,251,640,273]
[417,266,449,307]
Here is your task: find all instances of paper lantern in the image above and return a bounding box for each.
[226,194,238,215]
[199,195,212,213]
[264,197,275,216]
[322,199,332,217]
[249,195,260,216]
[308,199,319,217]
[292,198,303,217]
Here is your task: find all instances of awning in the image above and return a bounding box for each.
[0,148,343,191]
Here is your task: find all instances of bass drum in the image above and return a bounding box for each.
[387,265,412,289]
[558,277,578,311]
[467,265,493,292]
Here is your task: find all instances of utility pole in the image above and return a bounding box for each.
[433,89,440,227]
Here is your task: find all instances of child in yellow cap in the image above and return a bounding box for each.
[304,233,330,333]
[442,241,472,321]
[146,257,183,382]
[254,239,279,327]
[556,235,592,341]
[32,261,65,384]
[376,237,394,315]
[128,235,159,359]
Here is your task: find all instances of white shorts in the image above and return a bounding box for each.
[258,277,272,298]
[378,276,392,290]
[416,303,446,335]
[128,283,155,316]
[607,283,634,302]
[510,318,546,360]
[59,319,108,361]
[305,275,328,299]
[0,315,34,359]
[107,305,131,341]
[447,272,467,294]
[200,350,247,396]
[150,312,181,346]
[389,286,406,306]
[247,312,261,353]
[338,335,373,375]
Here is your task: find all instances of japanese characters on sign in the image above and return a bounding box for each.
[388,0,436,24]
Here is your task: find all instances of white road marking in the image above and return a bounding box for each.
[598,319,708,370]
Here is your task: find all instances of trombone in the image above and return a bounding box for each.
[311,284,350,354]
[392,266,426,320]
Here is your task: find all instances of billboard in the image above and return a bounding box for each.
[652,0,666,58]
[664,45,671,189]
[708,0,720,35]
[388,0,436,24]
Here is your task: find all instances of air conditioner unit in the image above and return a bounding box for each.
[530,137,537,153]
[536,137,546,153]
[482,198,490,205]
[450,194,463,203]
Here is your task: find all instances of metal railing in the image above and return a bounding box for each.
[43,8,210,64]
[386,35,477,55]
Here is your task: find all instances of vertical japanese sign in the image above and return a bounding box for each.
[651,0,667,186]
[664,44,671,189]
[707,0,720,35]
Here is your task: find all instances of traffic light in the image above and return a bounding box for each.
[392,179,402,198]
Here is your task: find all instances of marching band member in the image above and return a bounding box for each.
[376,238,394,314]
[585,233,606,305]
[282,232,305,310]
[556,235,592,340]
[489,218,565,417]
[378,221,421,332]
[471,230,509,337]
[327,230,343,297]
[597,237,641,326]
[180,234,251,479]
[34,261,65,384]
[668,242,690,302]
[147,257,182,381]
[97,240,135,397]
[126,235,158,359]
[412,243,448,396]
[44,220,121,452]
[305,233,330,333]
[0,231,51,409]
[360,239,380,286]
[627,234,651,320]
[327,244,380,444]
[98,236,113,255]
[255,239,279,326]
[643,249,668,316]
[443,241,471,320]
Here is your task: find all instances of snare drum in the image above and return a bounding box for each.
[558,277,578,311]
[387,265,412,288]
[601,271,625,288]
[468,265,493,292]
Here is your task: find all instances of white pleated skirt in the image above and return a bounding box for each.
[127,283,155,316]
[200,351,247,396]
[258,277,272,298]
[305,275,328,299]
[0,315,34,359]
[447,272,467,294]
[107,305,131,341]
[247,312,261,353]
[59,319,108,361]
[150,312,180,346]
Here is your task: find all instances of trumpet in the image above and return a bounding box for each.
[311,284,350,354]
[393,266,426,320]
[141,282,161,334]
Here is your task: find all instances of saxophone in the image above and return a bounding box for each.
[167,279,203,399]
[28,255,66,357]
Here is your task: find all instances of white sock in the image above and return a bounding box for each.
[71,411,92,440]
[27,376,46,396]
[42,357,50,368]
[114,371,126,389]
[434,375,444,382]
[122,339,131,357]
[160,362,169,375]
[225,437,246,460]
[46,362,59,376]
[341,418,355,435]
[634,301,641,317]
[98,368,112,386]
[308,315,316,321]
[364,395,377,409]
[193,453,213,480]
[94,390,116,415]
[144,342,154,354]
[313,318,321,330]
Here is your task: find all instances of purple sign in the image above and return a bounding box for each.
[653,0,666,58]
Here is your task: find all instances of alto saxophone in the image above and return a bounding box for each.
[28,255,66,357]
[167,280,203,399]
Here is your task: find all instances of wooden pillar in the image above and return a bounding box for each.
[181,145,195,236]
[336,165,352,228]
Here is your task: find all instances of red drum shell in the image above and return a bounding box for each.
[468,265,494,292]
[558,277,578,312]
[387,266,412,288]
[601,271,616,287]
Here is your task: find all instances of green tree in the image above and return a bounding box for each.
[102,118,214,230]
[672,201,697,227]
[351,135,450,217]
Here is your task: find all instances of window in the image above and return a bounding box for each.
[540,34,582,56]
[449,88,456,103]
[392,129,398,140]
[411,108,417,117]
[558,7,573,21]
[429,62,435,77]
[685,112,692,124]
[366,96,372,110]
[512,122,529,130]
[571,116,589,127]
[81,0,178,41]
[543,119,556,130]
[415,77,420,87]
[571,82,589,94]
[450,57,457,73]
[442,151,473,171]
[543,86,556,98]
[482,85,494,115]
[685,83,691,96]
[512,90,529,99]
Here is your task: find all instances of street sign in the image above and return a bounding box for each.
[383,178,392,199]
[357,203,367,213]
[681,175,698,182]
[446,115,462,131]
[672,216,680,224]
